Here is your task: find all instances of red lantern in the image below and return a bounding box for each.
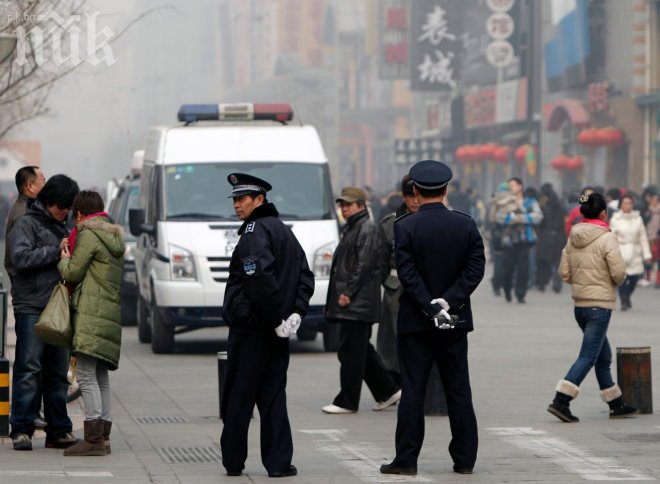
[577,128,598,146]
[514,144,536,163]
[479,143,497,161]
[565,155,583,171]
[464,145,480,162]
[599,127,624,146]
[493,146,510,164]
[454,146,466,162]
[551,155,568,170]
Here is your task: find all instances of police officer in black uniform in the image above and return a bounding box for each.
[220,173,314,478]
[381,160,485,476]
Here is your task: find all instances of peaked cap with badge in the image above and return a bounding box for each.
[227,173,273,198]
[409,160,453,190]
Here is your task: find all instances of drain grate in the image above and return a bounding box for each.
[157,446,222,464]
[607,433,660,443]
[135,415,189,424]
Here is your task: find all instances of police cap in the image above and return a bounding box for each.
[227,173,272,198]
[409,159,452,190]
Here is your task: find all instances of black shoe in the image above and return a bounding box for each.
[547,402,579,422]
[268,465,297,478]
[504,292,512,302]
[493,288,501,297]
[517,297,526,304]
[609,403,638,419]
[380,462,417,475]
[453,465,473,474]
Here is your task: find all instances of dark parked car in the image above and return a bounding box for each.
[108,175,140,325]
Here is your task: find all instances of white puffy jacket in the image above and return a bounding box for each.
[610,210,652,276]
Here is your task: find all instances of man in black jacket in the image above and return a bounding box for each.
[323,187,400,414]
[381,160,485,477]
[220,173,314,478]
[8,174,79,451]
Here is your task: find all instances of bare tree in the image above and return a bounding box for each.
[0,1,171,139]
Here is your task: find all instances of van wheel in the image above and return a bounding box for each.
[323,324,340,352]
[137,296,151,343]
[151,303,175,354]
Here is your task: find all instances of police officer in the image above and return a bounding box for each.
[381,160,485,476]
[220,173,314,478]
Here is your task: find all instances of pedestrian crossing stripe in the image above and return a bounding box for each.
[487,427,655,481]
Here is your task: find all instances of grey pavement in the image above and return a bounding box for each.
[1,266,660,483]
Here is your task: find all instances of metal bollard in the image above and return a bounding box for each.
[616,347,653,414]
[217,351,228,420]
[424,364,448,416]
[0,358,8,436]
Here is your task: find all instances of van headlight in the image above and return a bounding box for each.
[169,244,197,281]
[313,241,336,278]
[124,241,136,262]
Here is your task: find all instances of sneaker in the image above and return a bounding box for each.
[322,404,356,414]
[12,434,32,451]
[610,404,638,419]
[45,432,78,449]
[638,279,651,287]
[547,402,579,422]
[33,415,47,429]
[373,390,402,411]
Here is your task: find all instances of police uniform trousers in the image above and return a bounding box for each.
[333,320,399,411]
[220,330,292,474]
[393,329,478,470]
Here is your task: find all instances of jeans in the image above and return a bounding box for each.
[564,307,615,389]
[76,354,112,421]
[10,313,73,439]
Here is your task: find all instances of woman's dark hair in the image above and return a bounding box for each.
[400,175,414,197]
[617,194,634,209]
[37,174,79,208]
[579,192,607,219]
[541,182,561,208]
[72,190,105,216]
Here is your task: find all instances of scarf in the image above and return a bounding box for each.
[67,212,108,254]
[582,218,610,230]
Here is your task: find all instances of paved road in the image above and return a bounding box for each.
[1,267,660,483]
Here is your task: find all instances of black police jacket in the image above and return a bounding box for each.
[222,203,315,335]
[326,209,383,322]
[8,198,69,314]
[394,202,485,334]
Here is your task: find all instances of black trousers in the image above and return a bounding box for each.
[220,331,292,474]
[393,330,478,470]
[502,243,530,300]
[333,320,399,410]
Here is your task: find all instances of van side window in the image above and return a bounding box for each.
[147,167,161,224]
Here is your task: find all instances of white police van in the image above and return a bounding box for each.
[129,103,339,353]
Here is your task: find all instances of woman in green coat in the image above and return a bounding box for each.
[58,190,124,456]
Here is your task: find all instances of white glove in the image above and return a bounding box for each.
[435,308,451,322]
[430,298,450,312]
[285,313,302,335]
[274,321,290,338]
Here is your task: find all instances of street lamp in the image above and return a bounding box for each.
[0,33,18,64]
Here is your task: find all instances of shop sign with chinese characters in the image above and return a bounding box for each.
[395,138,443,164]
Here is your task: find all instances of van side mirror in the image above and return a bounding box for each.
[129,208,154,236]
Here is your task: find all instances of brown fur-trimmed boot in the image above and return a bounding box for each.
[103,420,112,454]
[63,419,107,456]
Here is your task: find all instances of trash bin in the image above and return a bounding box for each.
[217,351,228,419]
[616,347,653,414]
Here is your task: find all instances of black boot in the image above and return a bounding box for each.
[606,396,638,419]
[547,380,580,422]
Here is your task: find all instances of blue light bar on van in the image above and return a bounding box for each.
[177,103,293,123]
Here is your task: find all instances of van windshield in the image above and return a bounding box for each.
[163,162,334,221]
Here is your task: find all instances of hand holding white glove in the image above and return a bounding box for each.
[285,313,302,335]
[430,298,450,312]
[435,308,452,322]
[274,321,290,338]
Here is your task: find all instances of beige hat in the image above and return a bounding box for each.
[336,187,367,204]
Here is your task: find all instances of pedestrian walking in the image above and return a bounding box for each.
[323,187,401,414]
[488,182,515,296]
[220,173,314,478]
[57,191,125,456]
[643,188,660,287]
[548,193,637,422]
[496,177,543,303]
[7,174,79,451]
[536,183,566,293]
[381,160,485,477]
[377,175,419,383]
[610,195,652,310]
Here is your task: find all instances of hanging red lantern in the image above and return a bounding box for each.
[464,145,480,162]
[577,128,598,146]
[565,155,584,171]
[599,127,624,146]
[454,146,466,162]
[514,144,536,164]
[479,143,497,161]
[493,146,510,164]
[551,155,569,170]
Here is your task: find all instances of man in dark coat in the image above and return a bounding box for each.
[8,174,79,451]
[220,173,314,478]
[323,187,400,414]
[381,160,485,477]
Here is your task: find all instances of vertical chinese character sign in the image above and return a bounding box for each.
[409,0,463,91]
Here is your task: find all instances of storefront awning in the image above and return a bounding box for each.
[544,98,590,131]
